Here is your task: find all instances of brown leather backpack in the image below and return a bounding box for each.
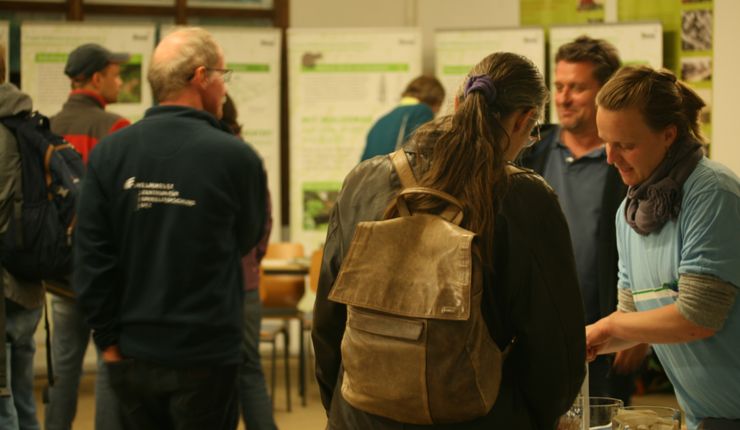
[328,149,513,425]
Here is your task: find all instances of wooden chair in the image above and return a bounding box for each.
[258,266,291,412]
[260,242,306,409]
[301,247,324,404]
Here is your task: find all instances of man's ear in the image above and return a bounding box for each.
[90,71,103,90]
[192,66,209,88]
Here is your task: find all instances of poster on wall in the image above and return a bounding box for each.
[435,27,545,115]
[619,0,714,142]
[549,22,663,123]
[288,28,422,251]
[208,27,282,232]
[521,0,607,26]
[0,21,8,83]
[21,22,155,122]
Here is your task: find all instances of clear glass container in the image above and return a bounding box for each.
[611,405,681,430]
[558,396,624,430]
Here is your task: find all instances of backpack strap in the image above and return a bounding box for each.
[390,149,464,224]
[389,149,418,189]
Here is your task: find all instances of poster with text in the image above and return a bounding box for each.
[521,0,607,26]
[288,28,422,250]
[1,21,8,83]
[209,27,282,232]
[21,22,155,122]
[620,0,714,142]
[549,22,663,123]
[435,27,545,115]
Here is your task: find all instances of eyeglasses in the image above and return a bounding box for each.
[207,68,233,83]
[527,119,542,147]
[187,67,234,83]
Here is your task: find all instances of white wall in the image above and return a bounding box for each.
[290,0,519,73]
[712,0,740,175]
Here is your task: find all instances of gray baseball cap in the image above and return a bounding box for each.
[64,43,130,79]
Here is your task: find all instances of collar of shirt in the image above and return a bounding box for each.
[70,89,107,109]
[555,138,606,163]
[399,96,421,106]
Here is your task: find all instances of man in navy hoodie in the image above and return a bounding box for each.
[73,27,266,430]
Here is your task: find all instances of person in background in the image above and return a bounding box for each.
[360,75,445,161]
[586,66,740,429]
[222,94,277,430]
[46,42,130,430]
[518,35,645,405]
[314,52,586,429]
[51,43,131,163]
[0,43,45,430]
[73,27,266,430]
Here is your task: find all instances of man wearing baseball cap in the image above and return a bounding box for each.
[51,43,131,162]
[45,42,131,430]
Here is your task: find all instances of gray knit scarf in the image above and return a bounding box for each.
[624,137,704,235]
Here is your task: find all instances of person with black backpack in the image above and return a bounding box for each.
[313,52,587,429]
[45,42,131,430]
[0,44,45,430]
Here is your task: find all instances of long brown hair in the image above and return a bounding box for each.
[393,52,548,263]
[596,66,706,143]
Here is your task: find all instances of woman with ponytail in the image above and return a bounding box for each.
[313,52,586,429]
[587,66,740,429]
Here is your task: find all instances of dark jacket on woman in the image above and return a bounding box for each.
[312,133,586,429]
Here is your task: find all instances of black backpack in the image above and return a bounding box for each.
[0,111,84,283]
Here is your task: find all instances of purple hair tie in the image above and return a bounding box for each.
[464,74,497,104]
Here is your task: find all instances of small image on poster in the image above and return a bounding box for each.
[302,182,340,231]
[118,54,142,103]
[682,9,712,51]
[681,56,712,83]
[577,0,604,12]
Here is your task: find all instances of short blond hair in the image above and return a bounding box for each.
[148,27,222,102]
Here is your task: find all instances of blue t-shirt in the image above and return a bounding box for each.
[616,157,740,428]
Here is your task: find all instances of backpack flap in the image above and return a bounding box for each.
[329,213,474,321]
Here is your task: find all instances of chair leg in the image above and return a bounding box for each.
[271,337,276,411]
[300,318,307,406]
[283,326,291,412]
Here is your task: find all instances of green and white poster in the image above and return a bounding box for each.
[21,22,155,122]
[162,25,282,226]
[619,0,714,142]
[1,21,8,83]
[435,27,545,115]
[211,27,281,230]
[521,0,608,26]
[549,22,663,123]
[288,28,422,250]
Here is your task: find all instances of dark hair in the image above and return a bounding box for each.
[221,93,242,136]
[555,36,621,85]
[596,66,706,143]
[394,52,547,264]
[402,75,445,108]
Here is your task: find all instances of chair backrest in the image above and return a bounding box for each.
[261,242,306,310]
[309,247,323,293]
[265,242,305,259]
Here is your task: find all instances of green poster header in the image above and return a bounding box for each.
[302,63,409,73]
[36,52,143,64]
[303,181,341,192]
[36,53,67,63]
[442,65,473,75]
[228,63,270,72]
[126,54,143,65]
